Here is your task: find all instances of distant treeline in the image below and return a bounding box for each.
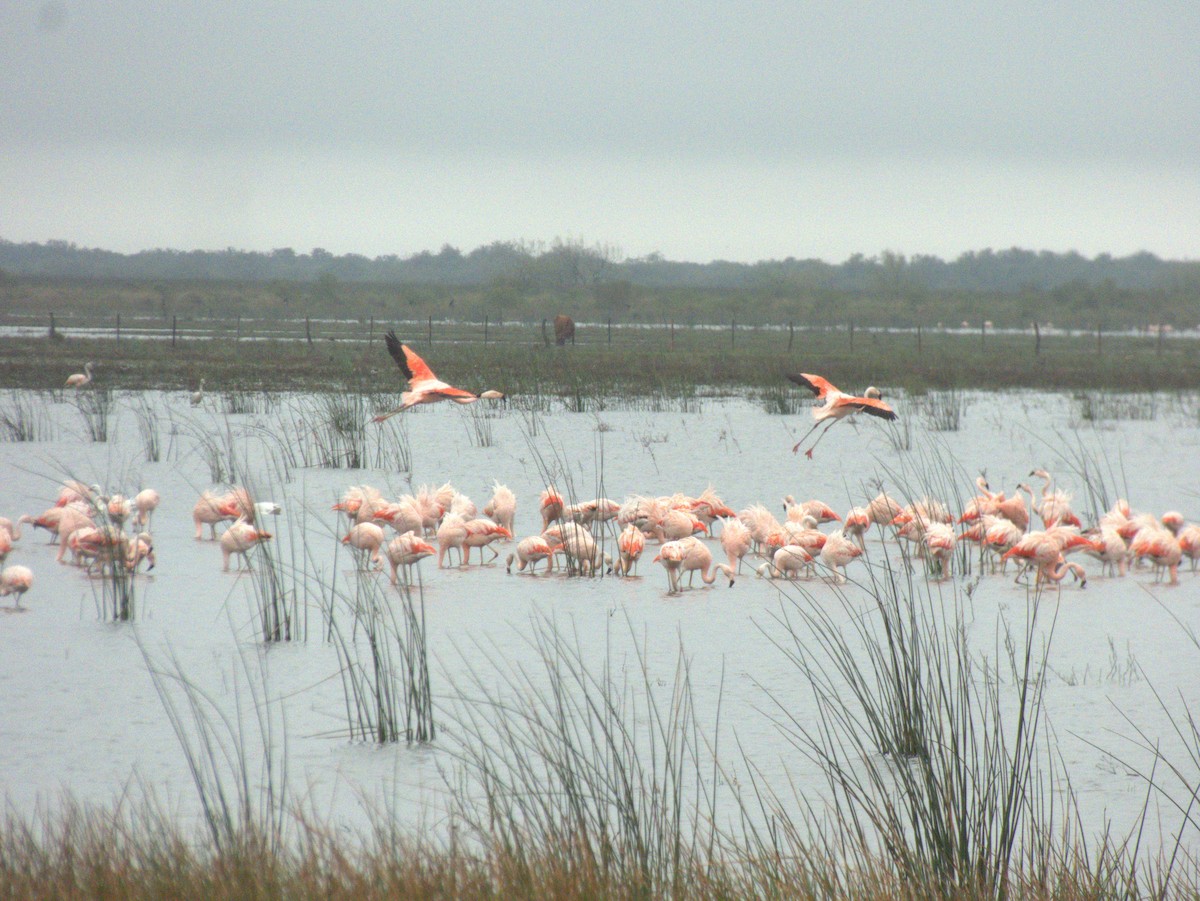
[3,237,1199,294]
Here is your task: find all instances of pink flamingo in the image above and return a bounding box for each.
[133,489,160,530]
[461,519,512,564]
[787,373,898,458]
[756,545,814,580]
[65,362,95,389]
[843,507,871,550]
[718,517,752,573]
[483,483,517,533]
[923,522,957,579]
[221,521,273,572]
[506,535,560,575]
[614,524,647,576]
[372,331,505,420]
[820,530,864,583]
[0,565,34,605]
[384,531,436,585]
[343,522,386,569]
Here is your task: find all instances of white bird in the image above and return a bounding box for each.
[191,379,205,406]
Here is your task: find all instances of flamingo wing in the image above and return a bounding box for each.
[844,396,899,421]
[787,372,838,398]
[383,331,438,384]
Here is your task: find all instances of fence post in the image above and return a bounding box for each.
[980,320,986,348]
[1157,324,1165,356]
[116,313,121,344]
[917,324,922,354]
[172,315,177,347]
[849,321,854,351]
[731,317,736,349]
[484,315,488,344]
[50,313,56,339]
[369,316,374,344]
[236,314,241,342]
[1033,321,1040,356]
[1096,323,1102,356]
[541,318,550,347]
[608,316,612,345]
[306,316,313,346]
[428,316,433,347]
[670,319,675,349]
[788,321,794,352]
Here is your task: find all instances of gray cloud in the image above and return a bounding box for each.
[2,2,1198,260]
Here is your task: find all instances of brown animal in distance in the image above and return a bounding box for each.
[554,314,575,346]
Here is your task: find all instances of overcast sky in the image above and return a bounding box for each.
[3,1,1198,263]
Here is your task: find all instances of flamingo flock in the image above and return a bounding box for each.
[2,460,1196,611]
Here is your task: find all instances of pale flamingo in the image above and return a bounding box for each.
[0,530,10,565]
[1002,528,1097,588]
[461,519,512,564]
[483,483,517,533]
[125,532,156,573]
[718,517,752,573]
[820,530,864,583]
[221,521,273,572]
[781,515,828,557]
[654,508,708,542]
[191,379,205,407]
[1085,525,1128,577]
[343,522,386,569]
[54,505,96,563]
[843,506,870,550]
[193,491,230,540]
[675,536,735,589]
[784,496,841,525]
[540,488,565,530]
[1129,527,1183,586]
[613,523,647,576]
[0,516,24,542]
[384,531,436,585]
[65,362,95,389]
[133,489,160,529]
[756,545,814,581]
[923,522,957,579]
[372,331,505,420]
[0,565,34,605]
[865,492,904,529]
[104,494,132,527]
[506,535,559,575]
[556,522,606,575]
[787,372,898,458]
[686,488,737,530]
[1177,525,1200,572]
[69,526,128,573]
[1028,469,1082,528]
[436,514,469,567]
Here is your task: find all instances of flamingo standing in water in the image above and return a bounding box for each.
[506,535,560,575]
[0,565,34,606]
[372,331,505,421]
[787,373,898,458]
[65,362,95,389]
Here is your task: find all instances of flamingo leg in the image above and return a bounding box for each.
[791,420,824,455]
[801,420,839,459]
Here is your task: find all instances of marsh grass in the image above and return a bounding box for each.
[1074,391,1159,423]
[921,387,970,431]
[74,386,114,442]
[463,403,495,447]
[323,552,434,744]
[440,612,720,895]
[137,639,289,855]
[130,395,162,462]
[758,383,806,415]
[221,388,275,415]
[0,389,53,442]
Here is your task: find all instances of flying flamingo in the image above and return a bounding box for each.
[372,331,505,421]
[0,565,34,606]
[65,362,95,389]
[787,373,898,458]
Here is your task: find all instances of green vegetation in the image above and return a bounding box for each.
[2,317,1198,398]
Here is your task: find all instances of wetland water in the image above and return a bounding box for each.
[1,387,1198,850]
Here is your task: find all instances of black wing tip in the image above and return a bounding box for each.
[382,330,413,379]
[786,373,818,395]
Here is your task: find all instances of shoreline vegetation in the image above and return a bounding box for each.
[1,319,1199,396]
